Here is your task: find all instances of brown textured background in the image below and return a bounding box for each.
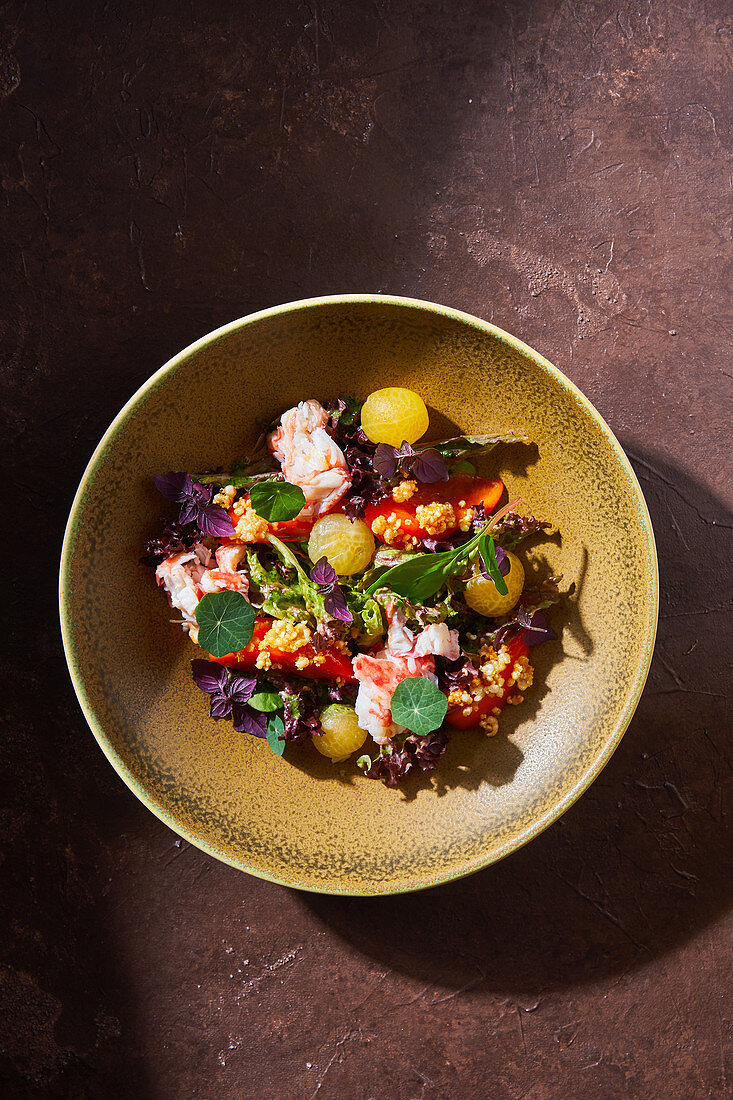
[1,1,731,1097]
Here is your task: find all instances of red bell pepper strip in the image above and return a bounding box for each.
[210,617,356,683]
[364,475,504,544]
[445,636,530,729]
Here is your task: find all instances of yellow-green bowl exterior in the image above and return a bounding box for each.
[59,295,658,895]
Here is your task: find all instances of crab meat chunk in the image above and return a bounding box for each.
[353,605,459,744]
[268,399,351,520]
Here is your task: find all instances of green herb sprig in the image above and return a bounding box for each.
[364,499,519,602]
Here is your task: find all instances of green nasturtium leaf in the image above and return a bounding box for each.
[249,690,283,713]
[266,713,286,756]
[390,677,449,736]
[194,591,256,658]
[249,480,306,522]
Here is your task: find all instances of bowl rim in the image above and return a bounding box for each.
[59,293,659,895]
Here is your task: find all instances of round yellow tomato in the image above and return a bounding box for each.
[360,387,429,447]
[313,705,367,762]
[464,550,525,617]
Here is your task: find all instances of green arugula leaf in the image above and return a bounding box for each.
[479,533,509,596]
[249,481,306,522]
[365,500,522,603]
[249,690,283,713]
[265,713,286,756]
[450,459,476,474]
[433,431,530,461]
[364,548,456,598]
[390,677,449,736]
[194,591,256,657]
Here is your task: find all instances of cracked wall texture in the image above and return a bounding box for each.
[1,0,731,1097]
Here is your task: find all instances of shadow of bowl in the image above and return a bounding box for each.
[299,445,731,992]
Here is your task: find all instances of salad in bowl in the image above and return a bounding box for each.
[143,386,561,786]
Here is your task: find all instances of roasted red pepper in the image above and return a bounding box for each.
[445,636,530,729]
[210,617,356,683]
[364,475,504,545]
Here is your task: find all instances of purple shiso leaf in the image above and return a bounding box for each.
[141,521,197,567]
[436,654,479,690]
[324,589,353,622]
[228,674,258,703]
[411,448,449,484]
[232,707,268,738]
[495,544,511,577]
[411,729,449,771]
[210,696,233,719]
[373,443,398,479]
[191,659,228,695]
[191,481,213,504]
[521,609,558,647]
[310,557,338,590]
[469,501,487,534]
[154,472,194,502]
[178,496,200,526]
[199,504,235,538]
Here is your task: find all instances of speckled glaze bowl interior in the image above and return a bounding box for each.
[60,295,657,895]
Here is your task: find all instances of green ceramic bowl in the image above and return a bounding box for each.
[60,295,658,895]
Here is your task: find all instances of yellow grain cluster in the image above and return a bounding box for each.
[414,501,455,537]
[231,496,270,543]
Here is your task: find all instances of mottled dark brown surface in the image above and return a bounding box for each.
[1,1,731,1097]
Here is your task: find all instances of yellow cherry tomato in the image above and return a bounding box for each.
[464,550,525,617]
[360,387,429,447]
[307,514,375,575]
[313,705,367,762]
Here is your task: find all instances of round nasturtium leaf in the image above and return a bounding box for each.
[390,676,449,736]
[194,591,256,658]
[249,481,306,522]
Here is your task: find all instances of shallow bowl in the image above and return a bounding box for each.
[60,295,658,895]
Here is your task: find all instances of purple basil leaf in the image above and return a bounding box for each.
[232,707,268,738]
[373,443,397,479]
[310,557,338,590]
[324,588,353,622]
[412,448,449,484]
[521,610,558,647]
[198,504,235,538]
[210,695,233,719]
[191,481,213,505]
[396,442,416,458]
[228,674,258,703]
[191,659,227,695]
[154,472,194,502]
[178,497,200,525]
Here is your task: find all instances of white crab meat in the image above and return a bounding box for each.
[268,399,351,520]
[198,542,249,597]
[155,551,200,625]
[353,604,460,744]
[156,543,249,637]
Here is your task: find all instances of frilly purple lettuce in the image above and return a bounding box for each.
[365,729,450,786]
